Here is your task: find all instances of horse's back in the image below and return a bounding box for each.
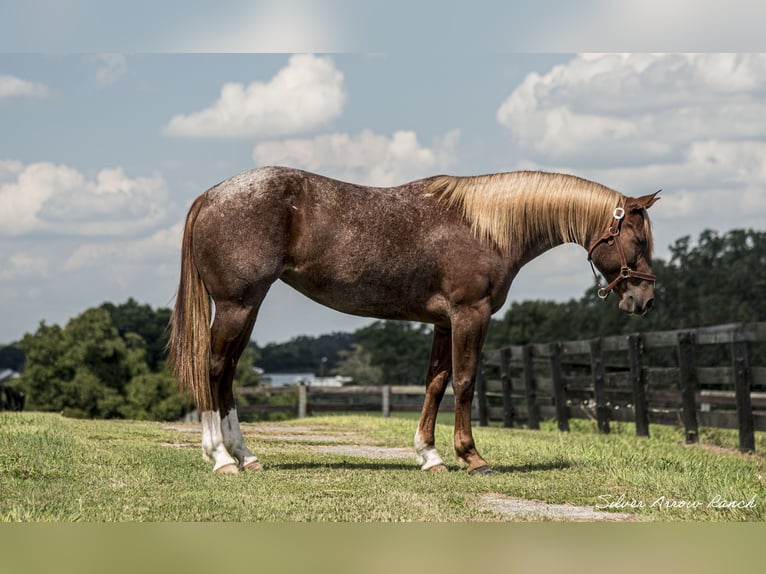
[204,165,301,206]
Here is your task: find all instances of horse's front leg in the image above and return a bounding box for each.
[451,304,493,475]
[414,325,452,471]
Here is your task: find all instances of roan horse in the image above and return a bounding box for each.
[168,167,658,474]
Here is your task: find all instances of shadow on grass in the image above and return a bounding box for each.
[271,461,416,471]
[269,460,572,473]
[489,460,572,473]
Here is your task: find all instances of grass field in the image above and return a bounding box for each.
[1,411,764,522]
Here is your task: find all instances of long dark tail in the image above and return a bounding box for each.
[167,194,213,411]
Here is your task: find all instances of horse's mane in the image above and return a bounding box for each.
[427,171,638,252]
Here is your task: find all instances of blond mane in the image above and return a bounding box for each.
[428,171,626,252]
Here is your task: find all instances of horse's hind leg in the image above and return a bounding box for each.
[216,310,263,472]
[414,326,452,471]
[207,297,268,473]
[200,301,253,473]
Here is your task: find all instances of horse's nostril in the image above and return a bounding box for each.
[645,298,654,312]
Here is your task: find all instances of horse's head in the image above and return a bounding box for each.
[588,191,659,316]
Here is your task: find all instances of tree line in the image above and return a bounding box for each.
[3,228,764,420]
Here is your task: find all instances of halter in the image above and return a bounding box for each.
[587,201,656,300]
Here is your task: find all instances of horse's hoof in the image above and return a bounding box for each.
[425,463,448,472]
[215,463,239,474]
[243,460,263,472]
[468,465,493,476]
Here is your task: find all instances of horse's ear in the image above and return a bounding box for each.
[630,190,660,211]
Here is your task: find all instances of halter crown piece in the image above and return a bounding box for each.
[587,201,656,300]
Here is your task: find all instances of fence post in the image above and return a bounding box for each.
[589,338,610,434]
[382,384,391,418]
[628,334,650,437]
[499,348,514,428]
[522,345,540,430]
[298,383,308,419]
[550,342,569,432]
[676,331,699,444]
[476,364,488,427]
[731,327,755,453]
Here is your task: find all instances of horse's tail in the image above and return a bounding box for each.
[167,194,213,411]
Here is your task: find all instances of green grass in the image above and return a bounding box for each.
[1,411,764,521]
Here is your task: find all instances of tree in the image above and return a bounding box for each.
[123,370,192,421]
[333,343,383,385]
[234,346,261,387]
[18,322,72,413]
[18,308,133,418]
[353,321,433,385]
[486,299,583,347]
[17,301,193,421]
[254,332,354,373]
[658,229,766,328]
[101,298,171,372]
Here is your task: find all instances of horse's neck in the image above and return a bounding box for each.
[515,184,617,262]
[433,171,618,259]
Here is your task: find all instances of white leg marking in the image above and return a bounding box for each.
[221,408,260,469]
[414,426,446,471]
[201,410,238,472]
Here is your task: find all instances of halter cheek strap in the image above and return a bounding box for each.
[587,202,656,300]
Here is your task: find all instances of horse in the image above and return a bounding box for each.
[168,166,659,474]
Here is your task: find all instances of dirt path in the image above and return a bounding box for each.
[480,494,638,522]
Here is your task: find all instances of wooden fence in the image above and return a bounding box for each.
[237,384,460,419]
[237,322,766,453]
[479,321,766,453]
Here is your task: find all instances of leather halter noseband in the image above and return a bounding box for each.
[587,202,656,300]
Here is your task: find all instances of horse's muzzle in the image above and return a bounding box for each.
[619,290,654,316]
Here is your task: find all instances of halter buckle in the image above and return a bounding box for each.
[613,207,625,220]
[597,288,609,300]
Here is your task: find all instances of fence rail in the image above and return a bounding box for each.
[479,321,766,453]
[237,384,461,419]
[236,322,766,453]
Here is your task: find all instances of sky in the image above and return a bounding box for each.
[2,2,766,345]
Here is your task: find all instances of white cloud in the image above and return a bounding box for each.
[497,53,766,166]
[497,53,766,255]
[0,74,49,99]
[580,139,766,219]
[0,162,168,237]
[94,53,127,85]
[163,54,346,139]
[253,129,460,186]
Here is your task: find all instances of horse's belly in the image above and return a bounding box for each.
[279,267,448,323]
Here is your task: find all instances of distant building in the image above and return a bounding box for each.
[308,375,352,388]
[259,372,352,388]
